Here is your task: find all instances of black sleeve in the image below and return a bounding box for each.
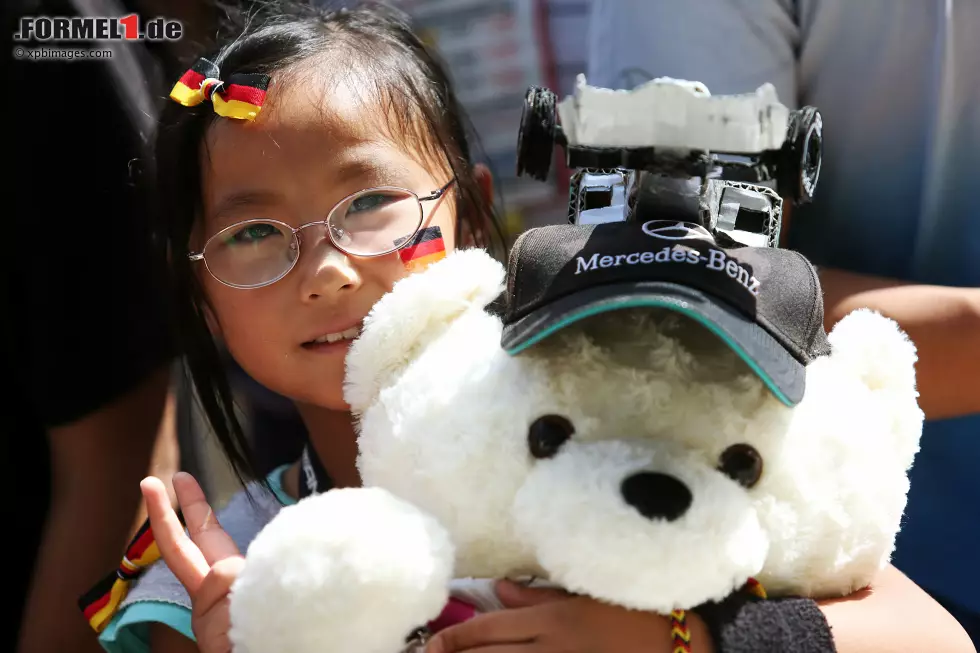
[5,0,175,428]
[695,592,837,653]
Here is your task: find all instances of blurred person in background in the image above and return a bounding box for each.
[4,1,218,651]
[587,0,980,644]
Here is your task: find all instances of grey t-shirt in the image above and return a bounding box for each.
[586,0,980,616]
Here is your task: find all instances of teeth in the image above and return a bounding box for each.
[312,325,361,344]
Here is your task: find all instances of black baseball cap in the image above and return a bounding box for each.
[500,220,831,406]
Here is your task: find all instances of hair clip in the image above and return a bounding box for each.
[170,57,270,121]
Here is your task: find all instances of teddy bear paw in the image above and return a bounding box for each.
[228,487,455,653]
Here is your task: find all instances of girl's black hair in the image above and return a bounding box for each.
[154,0,506,490]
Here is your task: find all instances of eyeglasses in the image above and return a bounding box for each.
[189,179,455,289]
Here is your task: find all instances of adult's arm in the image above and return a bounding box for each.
[586,0,980,420]
[689,563,974,653]
[816,265,980,419]
[819,564,976,653]
[10,7,181,644]
[16,367,179,653]
[782,205,980,420]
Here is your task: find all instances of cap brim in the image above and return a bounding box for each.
[501,281,805,406]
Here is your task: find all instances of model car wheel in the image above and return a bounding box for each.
[516,86,557,181]
[778,107,822,204]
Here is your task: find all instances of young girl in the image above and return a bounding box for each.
[90,3,976,653]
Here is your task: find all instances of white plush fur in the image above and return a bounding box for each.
[228,487,454,653]
[347,250,923,613]
[228,248,924,650]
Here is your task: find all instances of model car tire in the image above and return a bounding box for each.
[778,106,823,204]
[516,86,557,181]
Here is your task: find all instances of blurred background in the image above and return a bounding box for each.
[10,1,979,651]
[396,0,590,235]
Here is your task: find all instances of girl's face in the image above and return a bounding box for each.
[196,77,463,410]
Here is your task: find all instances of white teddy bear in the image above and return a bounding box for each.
[228,230,923,653]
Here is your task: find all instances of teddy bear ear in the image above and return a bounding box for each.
[826,308,918,396]
[824,309,924,465]
[344,248,506,412]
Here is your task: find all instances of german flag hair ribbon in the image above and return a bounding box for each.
[78,512,183,633]
[169,57,270,121]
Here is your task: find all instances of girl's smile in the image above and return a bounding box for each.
[301,322,363,352]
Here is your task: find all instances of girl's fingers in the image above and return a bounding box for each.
[426,608,541,653]
[141,475,210,596]
[192,555,247,619]
[172,472,242,566]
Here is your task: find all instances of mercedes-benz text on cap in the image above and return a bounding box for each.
[500,220,831,406]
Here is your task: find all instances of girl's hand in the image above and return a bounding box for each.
[142,472,246,653]
[426,580,715,653]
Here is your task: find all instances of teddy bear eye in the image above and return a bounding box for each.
[527,415,575,459]
[718,444,763,488]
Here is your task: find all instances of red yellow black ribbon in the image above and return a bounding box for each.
[169,57,270,121]
[78,512,183,633]
[670,578,767,653]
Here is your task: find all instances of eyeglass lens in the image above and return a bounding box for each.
[202,188,425,287]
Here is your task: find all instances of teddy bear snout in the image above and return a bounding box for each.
[620,471,693,521]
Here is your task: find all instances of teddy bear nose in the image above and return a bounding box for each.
[620,472,693,522]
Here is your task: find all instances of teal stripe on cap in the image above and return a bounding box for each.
[504,298,794,407]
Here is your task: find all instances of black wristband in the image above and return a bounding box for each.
[694,591,836,653]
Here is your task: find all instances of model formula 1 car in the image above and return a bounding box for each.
[516,75,823,247]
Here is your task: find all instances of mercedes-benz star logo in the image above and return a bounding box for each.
[641,220,715,242]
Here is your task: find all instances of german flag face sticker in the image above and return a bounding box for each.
[398,226,446,273]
